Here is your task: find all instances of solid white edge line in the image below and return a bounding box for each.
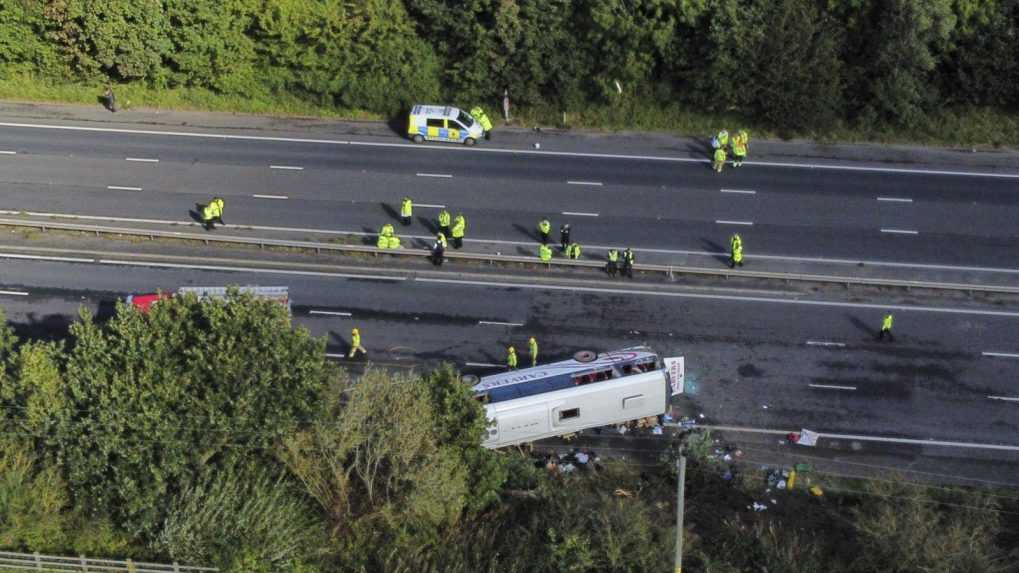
[720,189,756,195]
[478,320,524,327]
[693,425,1019,452]
[566,180,603,186]
[269,165,304,170]
[465,362,503,368]
[0,150,17,155]
[414,277,1019,318]
[107,185,143,191]
[983,352,1019,359]
[310,310,352,317]
[416,203,447,209]
[416,173,453,178]
[0,252,95,263]
[806,341,846,347]
[0,290,30,296]
[808,384,857,390]
[125,157,159,163]
[877,197,912,203]
[988,396,1019,402]
[252,194,289,200]
[715,220,753,226]
[96,259,407,281]
[3,120,1019,179]
[880,228,919,235]
[561,211,599,217]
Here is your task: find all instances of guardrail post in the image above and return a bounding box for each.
[172,562,180,572]
[81,554,89,572]
[34,552,42,571]
[127,557,137,572]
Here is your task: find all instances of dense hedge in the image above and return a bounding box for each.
[0,0,1016,133]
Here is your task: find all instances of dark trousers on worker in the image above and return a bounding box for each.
[729,257,742,268]
[561,236,570,251]
[453,237,463,249]
[540,231,549,244]
[622,262,633,278]
[606,261,618,277]
[432,247,444,266]
[401,216,411,226]
[878,328,893,342]
[440,225,450,238]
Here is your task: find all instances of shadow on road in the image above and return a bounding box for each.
[847,314,877,340]
[512,223,539,242]
[700,238,731,266]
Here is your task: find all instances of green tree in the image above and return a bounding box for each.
[57,290,329,536]
[162,0,260,94]
[280,368,474,570]
[0,443,69,552]
[155,461,325,572]
[938,1,1019,107]
[43,0,172,81]
[850,480,1007,573]
[0,0,62,75]
[857,0,956,128]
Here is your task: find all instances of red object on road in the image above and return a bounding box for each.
[125,293,170,313]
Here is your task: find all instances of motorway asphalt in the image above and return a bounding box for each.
[3,256,1018,450]
[1,103,1018,485]
[0,118,1018,273]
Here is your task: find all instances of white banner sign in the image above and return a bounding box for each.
[664,356,685,395]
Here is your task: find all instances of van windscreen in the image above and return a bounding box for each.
[458,111,475,127]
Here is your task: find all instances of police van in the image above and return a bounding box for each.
[407,105,484,146]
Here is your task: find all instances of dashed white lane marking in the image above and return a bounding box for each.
[877,196,912,203]
[416,172,452,178]
[809,384,857,391]
[880,228,919,235]
[716,219,753,226]
[252,194,288,200]
[562,211,599,217]
[478,320,524,327]
[0,252,94,263]
[326,353,346,359]
[125,157,158,163]
[415,277,1019,318]
[465,362,503,368]
[983,352,1019,359]
[107,185,143,191]
[0,290,29,296]
[0,150,17,155]
[806,341,846,347]
[988,396,1019,402]
[721,189,756,195]
[416,203,447,209]
[4,120,1019,179]
[269,165,303,171]
[310,310,352,317]
[697,425,1019,452]
[567,180,603,186]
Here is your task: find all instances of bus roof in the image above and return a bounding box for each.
[472,347,658,400]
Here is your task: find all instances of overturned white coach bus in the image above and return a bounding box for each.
[472,347,683,449]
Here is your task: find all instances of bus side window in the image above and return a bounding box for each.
[559,408,580,421]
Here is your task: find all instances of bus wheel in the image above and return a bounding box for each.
[464,137,476,146]
[574,350,597,363]
[412,134,424,144]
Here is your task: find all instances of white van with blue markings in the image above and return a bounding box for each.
[408,104,484,146]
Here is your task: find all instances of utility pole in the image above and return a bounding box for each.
[674,445,687,573]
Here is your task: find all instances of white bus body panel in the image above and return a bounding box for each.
[481,370,669,449]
